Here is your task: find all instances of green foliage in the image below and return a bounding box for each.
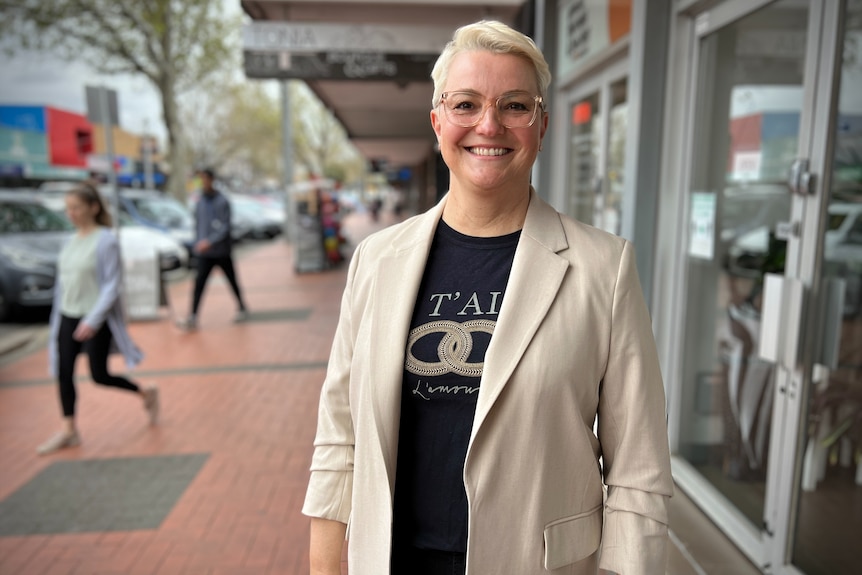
[0,0,237,93]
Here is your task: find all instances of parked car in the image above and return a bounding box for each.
[228,193,284,240]
[0,190,71,321]
[113,187,195,249]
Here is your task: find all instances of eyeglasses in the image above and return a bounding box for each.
[439,91,544,129]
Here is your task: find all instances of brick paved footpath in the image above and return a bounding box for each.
[0,208,737,575]
[0,210,398,575]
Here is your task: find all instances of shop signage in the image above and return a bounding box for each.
[243,22,451,55]
[244,50,437,81]
[557,0,631,80]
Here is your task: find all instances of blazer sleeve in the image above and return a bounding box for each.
[597,240,674,575]
[301,242,362,524]
[83,229,122,330]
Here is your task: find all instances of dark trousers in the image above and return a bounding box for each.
[57,315,140,417]
[191,255,246,315]
[390,546,467,575]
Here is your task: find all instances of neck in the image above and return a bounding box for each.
[77,223,99,235]
[442,186,531,237]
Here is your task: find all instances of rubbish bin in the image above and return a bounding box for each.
[122,240,161,320]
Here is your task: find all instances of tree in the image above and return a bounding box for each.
[0,0,238,200]
[183,81,283,186]
[290,81,366,184]
[182,79,366,188]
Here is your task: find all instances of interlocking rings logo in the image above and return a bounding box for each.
[405,319,496,377]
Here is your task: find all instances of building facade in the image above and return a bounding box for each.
[545,1,859,573]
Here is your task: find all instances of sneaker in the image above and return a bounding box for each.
[176,315,197,331]
[37,430,81,455]
[234,309,250,323]
[143,386,160,425]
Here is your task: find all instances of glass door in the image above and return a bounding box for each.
[672,0,834,568]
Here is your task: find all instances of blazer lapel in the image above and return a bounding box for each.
[471,191,570,443]
[369,201,444,487]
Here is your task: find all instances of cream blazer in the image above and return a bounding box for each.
[303,190,674,575]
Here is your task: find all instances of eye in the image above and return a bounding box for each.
[450,95,479,111]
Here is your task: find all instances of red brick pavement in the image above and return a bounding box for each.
[0,221,372,574]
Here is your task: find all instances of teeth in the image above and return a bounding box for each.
[469,147,508,156]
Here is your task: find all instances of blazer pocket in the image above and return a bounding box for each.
[543,505,603,570]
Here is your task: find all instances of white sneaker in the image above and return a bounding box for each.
[37,430,81,455]
[143,386,160,425]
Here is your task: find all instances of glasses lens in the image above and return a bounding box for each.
[443,92,538,128]
[497,94,538,127]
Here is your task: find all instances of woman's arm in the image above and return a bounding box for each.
[82,229,122,329]
[310,517,346,575]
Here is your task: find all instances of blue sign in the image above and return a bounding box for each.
[0,106,47,133]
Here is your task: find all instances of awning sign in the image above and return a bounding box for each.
[244,50,437,81]
[243,22,452,55]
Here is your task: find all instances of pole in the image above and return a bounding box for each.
[143,119,155,189]
[99,86,119,231]
[281,79,295,243]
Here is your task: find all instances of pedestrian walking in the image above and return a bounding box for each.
[178,168,248,330]
[38,183,158,456]
[303,20,674,575]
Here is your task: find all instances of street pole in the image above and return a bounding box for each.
[281,79,295,243]
[98,86,119,232]
[143,118,155,189]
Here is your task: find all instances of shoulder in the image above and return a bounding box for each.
[354,209,437,256]
[526,193,628,264]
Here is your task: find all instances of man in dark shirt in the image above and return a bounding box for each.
[178,168,248,330]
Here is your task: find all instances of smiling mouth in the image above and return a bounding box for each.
[466,146,511,156]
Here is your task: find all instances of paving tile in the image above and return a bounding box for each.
[0,454,209,535]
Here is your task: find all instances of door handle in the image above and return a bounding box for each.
[759,273,805,367]
[787,158,815,195]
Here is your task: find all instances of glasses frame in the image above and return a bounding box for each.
[438,91,545,129]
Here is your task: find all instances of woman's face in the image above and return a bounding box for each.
[65,193,98,229]
[431,51,547,196]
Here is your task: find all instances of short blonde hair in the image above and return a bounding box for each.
[430,20,552,108]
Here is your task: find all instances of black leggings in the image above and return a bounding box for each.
[57,315,140,417]
[191,255,246,315]
[390,546,466,575]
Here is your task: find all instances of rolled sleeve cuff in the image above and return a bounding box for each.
[302,470,353,523]
[599,489,671,575]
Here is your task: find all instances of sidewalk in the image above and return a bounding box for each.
[0,231,348,574]
[0,210,756,575]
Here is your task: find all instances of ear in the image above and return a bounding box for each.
[431,107,443,140]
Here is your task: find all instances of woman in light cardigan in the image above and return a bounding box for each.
[39,183,158,455]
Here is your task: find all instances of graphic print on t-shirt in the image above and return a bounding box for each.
[392,220,520,553]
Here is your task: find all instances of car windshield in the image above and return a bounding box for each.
[128,196,191,228]
[0,201,73,233]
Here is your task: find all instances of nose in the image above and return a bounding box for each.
[474,102,505,134]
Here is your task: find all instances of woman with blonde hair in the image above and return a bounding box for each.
[38,183,158,455]
[304,20,673,575]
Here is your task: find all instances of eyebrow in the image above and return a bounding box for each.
[447,89,535,97]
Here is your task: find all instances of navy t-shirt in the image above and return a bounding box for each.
[392,219,520,553]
